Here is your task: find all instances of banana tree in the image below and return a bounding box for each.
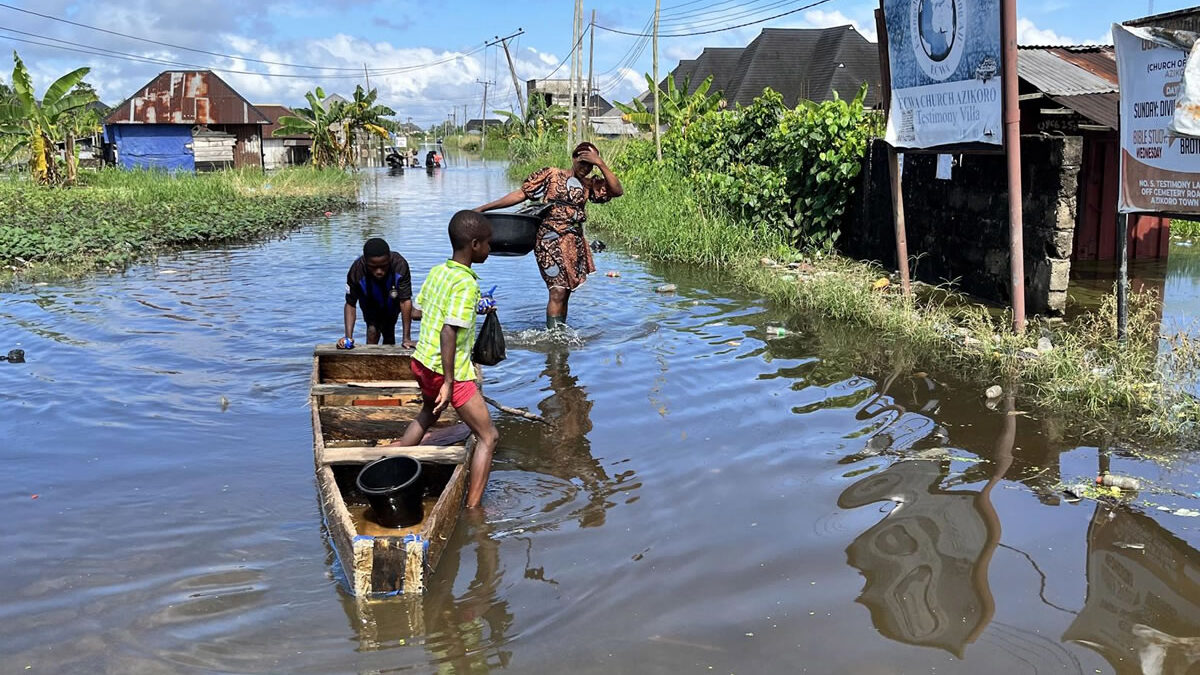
[615,73,724,136]
[493,96,568,140]
[0,51,97,185]
[275,85,394,168]
[273,87,343,168]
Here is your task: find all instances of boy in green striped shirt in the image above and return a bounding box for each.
[394,210,499,508]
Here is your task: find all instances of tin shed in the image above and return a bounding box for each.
[104,71,269,171]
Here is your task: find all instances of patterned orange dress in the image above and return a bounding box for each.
[521,167,612,291]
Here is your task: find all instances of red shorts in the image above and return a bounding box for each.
[411,360,479,409]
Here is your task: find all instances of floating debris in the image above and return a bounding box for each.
[1114,542,1145,550]
[985,385,1003,399]
[1097,474,1140,490]
[655,284,677,294]
[606,270,620,278]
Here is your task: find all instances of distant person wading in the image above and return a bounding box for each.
[474,142,623,329]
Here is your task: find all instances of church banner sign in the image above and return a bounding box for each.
[883,0,1003,149]
[1114,23,1200,214]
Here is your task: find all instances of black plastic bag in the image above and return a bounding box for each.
[472,311,507,366]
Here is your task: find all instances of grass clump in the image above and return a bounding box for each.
[0,167,357,279]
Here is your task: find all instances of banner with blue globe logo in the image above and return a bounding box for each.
[883,0,1003,149]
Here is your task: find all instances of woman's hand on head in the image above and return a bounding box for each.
[576,148,602,166]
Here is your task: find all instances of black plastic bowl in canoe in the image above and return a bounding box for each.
[485,212,541,256]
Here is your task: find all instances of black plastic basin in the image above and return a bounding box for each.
[356,456,423,528]
[485,211,541,256]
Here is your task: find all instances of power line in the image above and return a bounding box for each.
[660,0,750,22]
[659,0,801,30]
[0,2,436,73]
[0,25,487,79]
[595,0,836,37]
[540,23,591,79]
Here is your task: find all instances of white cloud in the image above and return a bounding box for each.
[1016,17,1100,46]
[794,9,877,43]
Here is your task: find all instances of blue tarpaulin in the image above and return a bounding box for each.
[105,125,195,172]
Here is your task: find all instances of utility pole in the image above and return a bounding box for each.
[586,9,596,139]
[653,0,662,160]
[477,79,495,152]
[575,2,585,144]
[363,62,370,90]
[488,29,528,119]
[568,0,580,149]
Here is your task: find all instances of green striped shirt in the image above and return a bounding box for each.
[413,260,481,382]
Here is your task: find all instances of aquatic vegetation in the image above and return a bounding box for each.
[0,167,357,279]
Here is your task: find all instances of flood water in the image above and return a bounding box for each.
[4,164,1200,674]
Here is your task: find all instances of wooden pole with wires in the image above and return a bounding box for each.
[575,0,585,145]
[586,9,596,140]
[568,0,580,149]
[653,0,661,160]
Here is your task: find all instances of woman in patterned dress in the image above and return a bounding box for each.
[475,142,623,329]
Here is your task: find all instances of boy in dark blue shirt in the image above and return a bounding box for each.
[338,238,416,348]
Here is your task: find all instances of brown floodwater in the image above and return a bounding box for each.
[3,164,1200,674]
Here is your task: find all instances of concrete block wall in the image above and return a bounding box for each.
[842,136,1082,315]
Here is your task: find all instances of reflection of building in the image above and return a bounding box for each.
[1064,505,1200,674]
[839,460,996,657]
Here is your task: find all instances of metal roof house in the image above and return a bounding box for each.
[1016,45,1170,262]
[103,71,270,171]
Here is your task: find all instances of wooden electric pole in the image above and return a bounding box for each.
[478,79,494,152]
[576,4,586,142]
[586,8,596,139]
[653,0,662,160]
[568,1,580,149]
[488,29,527,120]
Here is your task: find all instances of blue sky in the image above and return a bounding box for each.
[0,0,1191,126]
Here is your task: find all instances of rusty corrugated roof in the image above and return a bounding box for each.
[105,71,269,126]
[1017,47,1118,96]
[1048,46,1117,85]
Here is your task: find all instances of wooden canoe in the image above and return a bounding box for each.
[310,344,474,597]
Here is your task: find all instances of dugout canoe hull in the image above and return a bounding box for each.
[311,344,474,597]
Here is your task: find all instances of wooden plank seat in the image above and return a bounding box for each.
[321,444,467,465]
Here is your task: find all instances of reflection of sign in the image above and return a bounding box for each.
[840,460,994,657]
[884,0,1002,148]
[1114,23,1200,214]
[1064,505,1200,673]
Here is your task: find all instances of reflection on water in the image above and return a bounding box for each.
[344,512,513,671]
[1065,505,1200,674]
[839,383,1013,658]
[841,459,995,656]
[6,167,1200,672]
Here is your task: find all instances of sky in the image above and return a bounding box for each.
[0,0,1191,127]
